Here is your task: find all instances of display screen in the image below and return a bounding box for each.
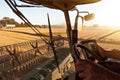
[80,40,97,59]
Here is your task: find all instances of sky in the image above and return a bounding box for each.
[1,0,120,27]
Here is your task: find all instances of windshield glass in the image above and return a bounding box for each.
[0,0,120,80]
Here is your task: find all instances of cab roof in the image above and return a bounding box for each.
[20,0,101,10]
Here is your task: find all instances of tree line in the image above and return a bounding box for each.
[0,17,40,27]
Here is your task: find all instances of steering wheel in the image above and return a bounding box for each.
[72,43,106,62]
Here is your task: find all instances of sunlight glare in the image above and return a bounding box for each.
[95,0,120,27]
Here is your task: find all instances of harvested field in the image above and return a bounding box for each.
[1,27,120,50]
[1,27,120,80]
[0,27,66,46]
[78,27,117,40]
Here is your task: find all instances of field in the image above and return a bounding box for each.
[0,27,66,46]
[1,27,120,79]
[1,27,120,49]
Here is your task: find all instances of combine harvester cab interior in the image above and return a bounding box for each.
[2,0,120,80]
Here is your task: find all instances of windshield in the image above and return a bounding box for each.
[0,0,120,80]
[1,0,120,48]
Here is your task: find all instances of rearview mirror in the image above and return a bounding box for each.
[84,13,95,21]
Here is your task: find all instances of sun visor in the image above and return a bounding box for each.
[20,0,101,10]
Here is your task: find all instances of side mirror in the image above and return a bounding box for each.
[84,13,95,21]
